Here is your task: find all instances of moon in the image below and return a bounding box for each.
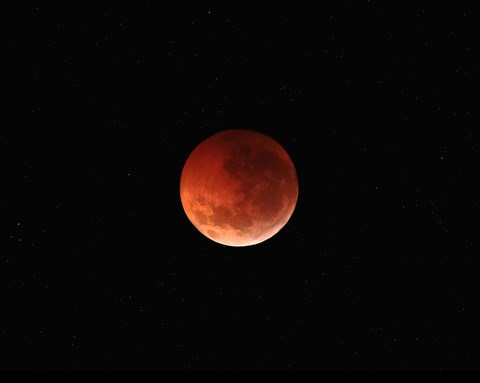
[180,129,298,247]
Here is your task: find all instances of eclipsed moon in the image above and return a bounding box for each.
[180,129,298,247]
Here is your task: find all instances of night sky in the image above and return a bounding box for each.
[1,2,478,370]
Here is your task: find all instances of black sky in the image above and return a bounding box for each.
[1,1,478,370]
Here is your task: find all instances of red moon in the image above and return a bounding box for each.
[180,129,298,247]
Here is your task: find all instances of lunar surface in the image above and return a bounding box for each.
[180,129,298,247]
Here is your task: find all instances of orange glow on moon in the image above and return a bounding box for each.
[180,129,298,247]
